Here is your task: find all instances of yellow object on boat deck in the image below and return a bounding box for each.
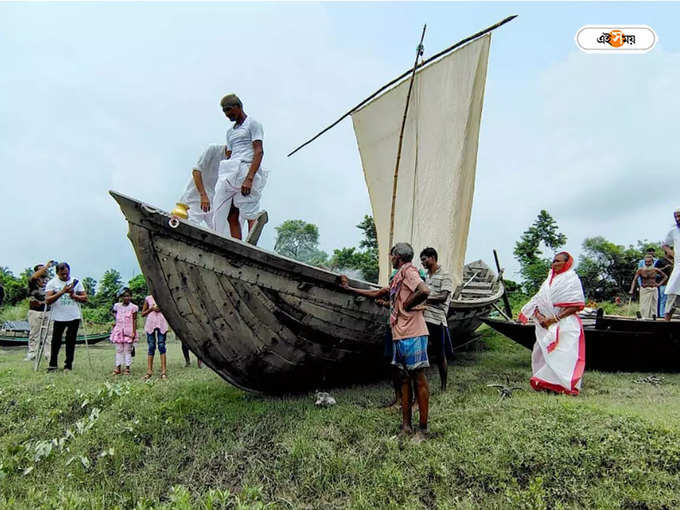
[171,202,189,219]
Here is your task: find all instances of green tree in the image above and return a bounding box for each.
[95,269,123,307]
[513,210,567,294]
[82,277,97,299]
[274,220,328,265]
[328,215,379,283]
[0,267,27,306]
[576,237,645,301]
[128,274,148,307]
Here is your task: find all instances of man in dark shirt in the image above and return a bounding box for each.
[27,261,54,361]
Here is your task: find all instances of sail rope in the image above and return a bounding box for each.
[286,15,517,158]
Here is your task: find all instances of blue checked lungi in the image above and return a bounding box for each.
[391,335,430,371]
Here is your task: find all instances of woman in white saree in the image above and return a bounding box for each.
[519,252,586,395]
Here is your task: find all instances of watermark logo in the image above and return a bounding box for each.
[576,26,657,54]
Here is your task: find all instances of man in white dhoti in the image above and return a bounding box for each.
[662,209,680,321]
[213,94,269,241]
[519,252,586,395]
[178,144,228,227]
[628,254,667,318]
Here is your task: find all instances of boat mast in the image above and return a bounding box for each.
[388,25,426,262]
[286,15,517,158]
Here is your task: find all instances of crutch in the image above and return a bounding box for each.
[34,303,53,371]
[78,302,94,371]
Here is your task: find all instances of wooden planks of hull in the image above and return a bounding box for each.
[112,191,503,393]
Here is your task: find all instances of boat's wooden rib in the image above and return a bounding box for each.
[112,191,504,393]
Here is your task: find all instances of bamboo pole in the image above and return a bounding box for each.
[388,25,426,265]
[286,15,517,158]
[493,249,514,318]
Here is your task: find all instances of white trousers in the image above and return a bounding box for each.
[213,159,267,235]
[185,200,214,229]
[28,309,52,361]
[639,287,658,318]
[115,343,133,367]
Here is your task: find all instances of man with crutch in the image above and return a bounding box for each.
[45,262,88,372]
[27,261,54,362]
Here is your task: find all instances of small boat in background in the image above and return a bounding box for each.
[0,331,109,348]
[483,310,680,372]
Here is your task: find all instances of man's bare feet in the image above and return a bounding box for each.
[399,424,413,436]
[411,429,428,444]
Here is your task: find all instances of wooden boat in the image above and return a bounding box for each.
[483,312,680,372]
[111,192,503,393]
[0,332,109,348]
[111,18,516,393]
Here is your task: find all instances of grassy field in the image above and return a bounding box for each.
[1,328,679,509]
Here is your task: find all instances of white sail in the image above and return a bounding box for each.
[351,34,491,286]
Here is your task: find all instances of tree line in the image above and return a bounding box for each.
[2,210,653,320]
[273,211,659,302]
[273,215,379,283]
[0,266,147,324]
[512,209,662,300]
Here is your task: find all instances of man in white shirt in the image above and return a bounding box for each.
[213,94,268,242]
[178,144,228,228]
[662,209,680,321]
[45,262,88,371]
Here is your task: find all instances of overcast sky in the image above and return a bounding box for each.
[2,2,679,286]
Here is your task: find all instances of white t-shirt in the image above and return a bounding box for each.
[179,144,226,204]
[665,227,680,266]
[45,277,85,322]
[226,117,264,162]
[664,226,680,295]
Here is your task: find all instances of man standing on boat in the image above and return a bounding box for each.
[662,209,680,321]
[419,247,454,391]
[340,243,431,440]
[178,144,228,228]
[629,254,667,319]
[213,94,269,243]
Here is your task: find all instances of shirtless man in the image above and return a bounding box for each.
[629,254,667,318]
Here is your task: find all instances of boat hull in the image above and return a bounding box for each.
[112,191,504,393]
[483,316,680,372]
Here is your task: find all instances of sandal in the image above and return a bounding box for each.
[143,372,153,381]
[124,366,131,375]
[160,372,168,380]
[112,367,121,376]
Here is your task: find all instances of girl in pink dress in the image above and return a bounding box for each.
[110,288,138,375]
[141,295,169,380]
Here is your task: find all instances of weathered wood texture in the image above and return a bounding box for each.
[112,192,504,393]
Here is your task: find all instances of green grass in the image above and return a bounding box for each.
[0,301,29,323]
[1,329,679,509]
